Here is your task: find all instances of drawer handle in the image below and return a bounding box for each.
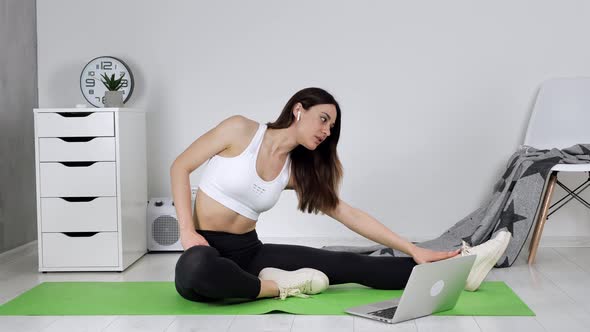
[62,232,98,237]
[58,137,97,142]
[59,161,97,167]
[61,197,98,202]
[56,112,93,117]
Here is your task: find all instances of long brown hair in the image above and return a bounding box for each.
[266,87,343,215]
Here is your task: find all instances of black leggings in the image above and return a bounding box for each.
[174,229,417,302]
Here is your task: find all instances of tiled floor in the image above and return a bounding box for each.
[1,239,589,331]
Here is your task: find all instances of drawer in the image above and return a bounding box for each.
[36,112,114,137]
[41,197,118,232]
[39,137,116,162]
[40,162,116,197]
[42,232,119,267]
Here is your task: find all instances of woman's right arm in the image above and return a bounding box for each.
[169,115,246,250]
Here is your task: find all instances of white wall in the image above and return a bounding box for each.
[36,0,590,240]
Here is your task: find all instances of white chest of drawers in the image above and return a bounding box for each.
[34,108,148,271]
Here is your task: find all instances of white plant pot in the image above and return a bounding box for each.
[104,91,124,107]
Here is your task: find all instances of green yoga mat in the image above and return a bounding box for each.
[0,281,533,316]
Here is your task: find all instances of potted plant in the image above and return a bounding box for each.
[100,72,126,107]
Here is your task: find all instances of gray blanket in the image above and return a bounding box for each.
[321,144,590,267]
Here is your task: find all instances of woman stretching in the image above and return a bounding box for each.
[170,87,509,302]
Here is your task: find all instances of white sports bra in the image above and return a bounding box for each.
[198,122,291,221]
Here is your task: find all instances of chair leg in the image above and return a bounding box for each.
[528,172,558,265]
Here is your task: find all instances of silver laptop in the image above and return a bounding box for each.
[345,255,476,324]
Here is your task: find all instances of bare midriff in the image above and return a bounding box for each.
[192,188,257,235]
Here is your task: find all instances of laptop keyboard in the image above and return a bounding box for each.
[368,306,397,319]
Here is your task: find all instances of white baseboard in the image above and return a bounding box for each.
[260,236,375,248]
[260,235,590,248]
[0,236,588,264]
[0,240,38,265]
[538,236,590,247]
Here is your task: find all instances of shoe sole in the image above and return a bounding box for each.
[465,232,511,291]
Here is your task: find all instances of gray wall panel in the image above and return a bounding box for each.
[0,0,38,255]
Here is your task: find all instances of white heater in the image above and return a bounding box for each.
[147,189,196,251]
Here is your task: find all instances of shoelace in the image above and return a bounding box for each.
[462,235,506,256]
[277,279,314,300]
[278,287,310,300]
[461,240,473,255]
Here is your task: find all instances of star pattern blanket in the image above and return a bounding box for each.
[321,144,590,267]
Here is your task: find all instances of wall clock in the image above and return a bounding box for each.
[80,56,135,107]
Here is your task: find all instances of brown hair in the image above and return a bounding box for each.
[266,87,343,215]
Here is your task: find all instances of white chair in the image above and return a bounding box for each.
[524,77,590,264]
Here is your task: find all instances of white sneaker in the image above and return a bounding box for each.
[258,267,329,300]
[460,230,512,292]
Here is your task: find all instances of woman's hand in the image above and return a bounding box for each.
[180,230,210,250]
[410,245,461,264]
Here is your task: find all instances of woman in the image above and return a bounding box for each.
[170,87,495,302]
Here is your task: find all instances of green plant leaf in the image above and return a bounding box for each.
[100,74,110,86]
[99,72,126,91]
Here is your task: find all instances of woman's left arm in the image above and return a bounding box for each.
[324,200,459,263]
[324,200,416,255]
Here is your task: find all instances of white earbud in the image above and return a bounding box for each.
[297,111,301,121]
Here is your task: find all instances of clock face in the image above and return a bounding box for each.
[79,56,135,108]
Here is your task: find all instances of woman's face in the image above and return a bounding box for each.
[294,103,337,150]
